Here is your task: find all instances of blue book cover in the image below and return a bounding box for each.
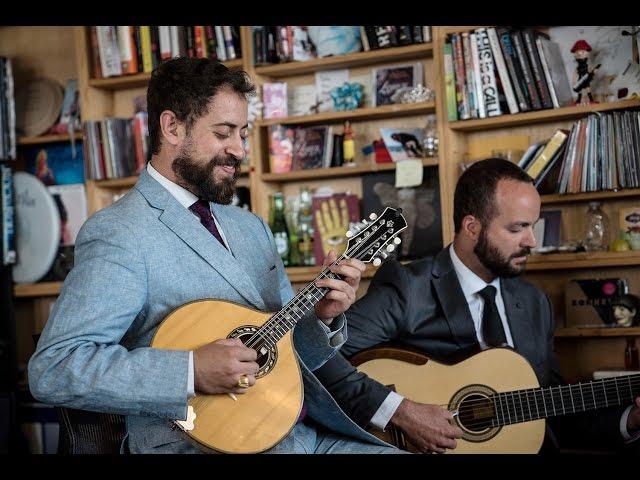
[25,141,85,186]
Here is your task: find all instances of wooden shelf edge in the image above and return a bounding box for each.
[89,176,139,188]
[262,158,439,182]
[14,282,63,298]
[448,99,640,132]
[18,133,83,146]
[555,327,640,338]
[286,265,379,283]
[257,102,435,127]
[88,58,244,90]
[541,188,640,204]
[525,251,640,271]
[254,43,433,77]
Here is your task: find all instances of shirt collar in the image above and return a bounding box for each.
[449,243,501,300]
[147,161,199,210]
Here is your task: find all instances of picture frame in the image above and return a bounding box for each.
[372,62,424,107]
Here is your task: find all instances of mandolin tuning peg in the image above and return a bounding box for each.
[369,213,378,221]
[380,251,389,259]
[346,230,354,238]
[373,257,382,267]
[386,244,395,252]
[394,237,401,245]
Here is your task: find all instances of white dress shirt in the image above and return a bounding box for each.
[371,245,638,443]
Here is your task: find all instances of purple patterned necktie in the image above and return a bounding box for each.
[189,199,227,250]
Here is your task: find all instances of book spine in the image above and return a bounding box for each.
[462,32,478,119]
[159,26,172,60]
[522,30,553,109]
[469,32,486,118]
[511,30,542,110]
[443,41,458,121]
[476,28,502,117]
[451,33,470,120]
[140,26,153,73]
[496,27,530,111]
[149,26,161,69]
[90,26,103,78]
[536,36,559,108]
[205,26,218,60]
[96,26,122,77]
[487,27,519,114]
[193,25,205,58]
[223,26,237,60]
[117,26,137,74]
[215,26,227,61]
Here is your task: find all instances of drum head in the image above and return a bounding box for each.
[12,171,61,284]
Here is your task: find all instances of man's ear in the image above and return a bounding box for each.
[461,215,482,242]
[159,110,182,148]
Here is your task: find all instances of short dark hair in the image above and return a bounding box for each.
[147,57,256,156]
[453,158,534,233]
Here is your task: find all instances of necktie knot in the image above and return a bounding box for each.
[189,199,211,219]
[478,285,497,302]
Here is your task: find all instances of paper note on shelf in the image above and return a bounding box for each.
[395,159,423,188]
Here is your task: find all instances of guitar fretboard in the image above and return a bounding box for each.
[486,374,640,427]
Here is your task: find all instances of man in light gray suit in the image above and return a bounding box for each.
[28,57,400,454]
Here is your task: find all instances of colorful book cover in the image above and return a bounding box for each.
[311,193,360,265]
[372,62,423,106]
[292,126,333,170]
[48,184,88,246]
[26,142,85,186]
[263,83,288,119]
[268,125,294,173]
[379,127,425,162]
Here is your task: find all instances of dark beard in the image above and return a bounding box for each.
[172,154,240,204]
[474,230,531,278]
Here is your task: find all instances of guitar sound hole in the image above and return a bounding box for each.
[457,394,495,433]
[228,326,278,378]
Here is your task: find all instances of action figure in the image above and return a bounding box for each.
[571,39,601,105]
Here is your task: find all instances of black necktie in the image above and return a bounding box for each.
[477,285,507,348]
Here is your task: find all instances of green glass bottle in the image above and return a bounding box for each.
[270,192,290,266]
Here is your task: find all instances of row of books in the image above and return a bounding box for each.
[1,163,15,266]
[253,26,431,66]
[444,27,574,121]
[0,57,16,160]
[269,125,344,173]
[520,110,640,194]
[91,26,242,79]
[82,112,149,180]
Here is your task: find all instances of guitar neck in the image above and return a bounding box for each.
[491,374,640,427]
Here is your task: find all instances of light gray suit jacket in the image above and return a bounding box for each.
[28,168,387,453]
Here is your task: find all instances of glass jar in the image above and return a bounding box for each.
[583,201,610,251]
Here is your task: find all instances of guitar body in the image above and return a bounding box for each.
[151,299,303,454]
[353,348,546,453]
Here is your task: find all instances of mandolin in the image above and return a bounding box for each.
[151,207,407,453]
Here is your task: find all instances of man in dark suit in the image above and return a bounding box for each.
[315,158,640,453]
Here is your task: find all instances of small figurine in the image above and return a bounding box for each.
[611,294,640,327]
[342,121,356,166]
[571,40,601,105]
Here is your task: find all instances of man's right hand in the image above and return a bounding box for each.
[389,399,463,454]
[193,338,259,395]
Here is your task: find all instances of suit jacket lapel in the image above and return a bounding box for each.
[431,246,478,348]
[135,169,266,310]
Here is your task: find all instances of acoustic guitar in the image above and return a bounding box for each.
[351,346,640,453]
[151,207,407,453]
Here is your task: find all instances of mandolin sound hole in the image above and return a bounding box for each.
[228,326,278,379]
[457,394,495,433]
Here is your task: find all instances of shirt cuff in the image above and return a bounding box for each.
[188,351,195,398]
[316,315,346,347]
[369,391,405,431]
[620,405,640,442]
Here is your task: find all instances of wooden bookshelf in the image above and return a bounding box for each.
[13,282,63,298]
[262,157,439,182]
[256,102,436,127]
[525,250,640,271]
[541,188,640,205]
[17,132,83,146]
[448,98,640,132]
[555,327,640,338]
[254,43,433,77]
[88,59,244,90]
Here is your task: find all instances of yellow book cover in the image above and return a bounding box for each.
[526,130,567,180]
[140,26,153,73]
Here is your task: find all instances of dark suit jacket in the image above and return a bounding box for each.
[315,245,631,452]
